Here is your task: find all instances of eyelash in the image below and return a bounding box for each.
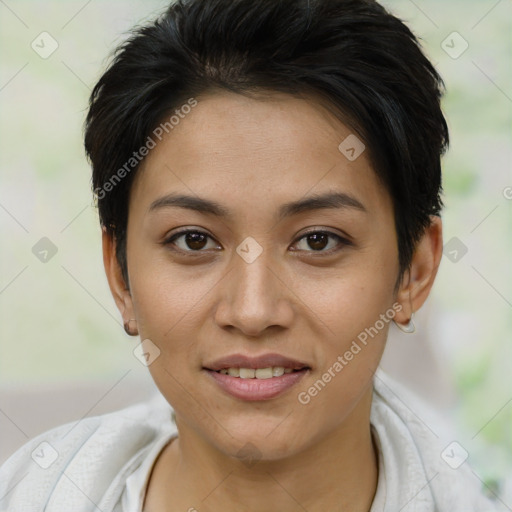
[163,229,351,256]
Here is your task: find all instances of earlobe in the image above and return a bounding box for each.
[102,227,139,336]
[393,216,443,328]
[123,318,139,336]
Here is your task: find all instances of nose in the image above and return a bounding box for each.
[214,245,295,338]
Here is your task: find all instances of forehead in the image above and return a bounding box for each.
[130,90,392,219]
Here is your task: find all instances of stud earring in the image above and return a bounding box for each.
[393,313,416,334]
[123,318,138,336]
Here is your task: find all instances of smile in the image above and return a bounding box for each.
[215,367,297,379]
[204,367,309,401]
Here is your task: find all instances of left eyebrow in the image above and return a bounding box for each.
[277,191,367,221]
[147,191,367,219]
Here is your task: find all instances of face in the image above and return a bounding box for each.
[118,90,403,461]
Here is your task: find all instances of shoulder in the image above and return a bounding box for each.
[371,370,506,511]
[0,393,176,512]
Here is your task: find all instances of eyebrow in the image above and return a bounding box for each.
[148,191,367,220]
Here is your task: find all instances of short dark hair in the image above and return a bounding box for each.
[84,0,449,287]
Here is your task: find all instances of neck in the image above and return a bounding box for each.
[146,390,378,512]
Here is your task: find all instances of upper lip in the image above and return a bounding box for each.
[204,353,310,371]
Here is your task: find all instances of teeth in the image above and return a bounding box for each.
[272,367,285,377]
[239,368,255,379]
[216,366,301,379]
[255,368,273,379]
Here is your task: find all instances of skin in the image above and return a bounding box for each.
[103,90,443,512]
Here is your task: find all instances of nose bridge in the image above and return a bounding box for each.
[235,246,275,302]
[215,238,293,336]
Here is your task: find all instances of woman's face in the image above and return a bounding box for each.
[122,90,402,460]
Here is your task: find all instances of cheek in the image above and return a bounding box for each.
[296,252,397,396]
[297,253,397,346]
[127,265,200,390]
[128,242,211,336]
[131,278,200,354]
[129,270,205,416]
[303,280,391,374]
[291,279,393,442]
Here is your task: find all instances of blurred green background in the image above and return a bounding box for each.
[0,0,511,492]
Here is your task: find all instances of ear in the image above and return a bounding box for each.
[102,227,138,335]
[394,216,443,325]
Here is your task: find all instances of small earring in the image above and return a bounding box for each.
[394,313,416,334]
[123,318,138,336]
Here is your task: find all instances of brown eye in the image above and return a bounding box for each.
[292,230,350,254]
[305,232,329,251]
[165,230,219,252]
[164,228,350,256]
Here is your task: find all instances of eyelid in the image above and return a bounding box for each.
[293,227,353,245]
[163,227,352,255]
[163,228,220,252]
[290,229,353,254]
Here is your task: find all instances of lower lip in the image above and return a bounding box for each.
[204,369,309,401]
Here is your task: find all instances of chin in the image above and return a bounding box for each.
[211,422,313,464]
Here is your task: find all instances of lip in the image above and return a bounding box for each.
[204,367,309,401]
[203,353,310,371]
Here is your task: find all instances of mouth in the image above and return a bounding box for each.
[204,353,310,373]
[209,366,305,379]
[203,353,311,401]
